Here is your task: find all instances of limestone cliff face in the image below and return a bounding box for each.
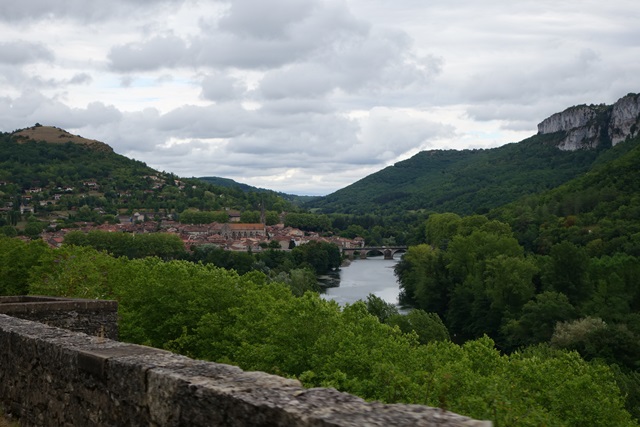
[609,93,640,145]
[537,93,640,150]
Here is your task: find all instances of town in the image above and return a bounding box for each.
[0,176,364,254]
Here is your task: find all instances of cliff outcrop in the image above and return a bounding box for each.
[537,93,640,150]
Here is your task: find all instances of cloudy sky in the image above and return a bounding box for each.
[1,0,639,195]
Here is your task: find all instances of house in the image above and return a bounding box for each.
[226,209,241,222]
[271,236,293,250]
[19,205,35,214]
[219,223,266,240]
[46,236,65,249]
[181,225,212,237]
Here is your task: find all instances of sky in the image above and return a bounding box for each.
[1,1,639,195]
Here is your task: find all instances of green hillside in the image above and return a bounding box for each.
[198,176,317,206]
[0,126,293,229]
[491,134,640,255]
[305,132,606,215]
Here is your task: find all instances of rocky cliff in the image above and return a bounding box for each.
[537,93,640,150]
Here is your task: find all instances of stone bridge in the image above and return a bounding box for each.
[342,246,408,260]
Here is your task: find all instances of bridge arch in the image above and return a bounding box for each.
[342,247,408,260]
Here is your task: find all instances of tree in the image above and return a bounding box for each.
[365,294,398,324]
[542,241,592,307]
[265,211,280,225]
[394,244,448,312]
[483,255,537,317]
[444,230,525,340]
[0,236,49,295]
[240,210,261,223]
[64,230,186,260]
[291,241,341,274]
[387,309,450,344]
[276,268,320,297]
[502,291,576,349]
[0,225,17,237]
[285,212,331,232]
[23,220,47,239]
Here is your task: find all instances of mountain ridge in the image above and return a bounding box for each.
[305,93,640,215]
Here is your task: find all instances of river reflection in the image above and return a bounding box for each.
[320,256,401,306]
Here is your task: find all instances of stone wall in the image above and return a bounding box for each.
[0,296,118,340]
[0,313,491,427]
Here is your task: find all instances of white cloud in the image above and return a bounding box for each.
[108,35,188,72]
[217,0,315,40]
[0,0,188,23]
[0,40,54,64]
[1,0,640,195]
[200,73,244,102]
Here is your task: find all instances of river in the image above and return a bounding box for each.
[320,256,402,306]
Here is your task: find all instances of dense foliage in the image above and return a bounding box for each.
[0,132,154,190]
[395,210,640,418]
[492,135,640,256]
[198,176,317,206]
[1,236,636,426]
[305,132,605,215]
[60,229,341,277]
[63,230,186,260]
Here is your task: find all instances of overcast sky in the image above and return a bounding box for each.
[1,0,639,195]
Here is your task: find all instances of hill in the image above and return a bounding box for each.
[491,133,640,255]
[0,127,293,229]
[305,93,640,215]
[12,124,113,153]
[198,176,317,206]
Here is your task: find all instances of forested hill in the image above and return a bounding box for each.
[198,176,317,206]
[491,133,640,256]
[305,132,601,215]
[305,93,640,215]
[0,125,293,216]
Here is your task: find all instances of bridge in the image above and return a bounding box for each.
[342,246,408,260]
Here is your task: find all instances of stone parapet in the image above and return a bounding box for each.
[0,295,118,340]
[0,313,490,427]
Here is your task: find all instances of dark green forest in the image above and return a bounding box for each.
[305,131,608,215]
[198,176,316,205]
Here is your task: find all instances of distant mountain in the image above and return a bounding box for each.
[198,176,318,206]
[305,93,640,215]
[198,176,262,192]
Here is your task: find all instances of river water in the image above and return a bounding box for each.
[320,256,401,306]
